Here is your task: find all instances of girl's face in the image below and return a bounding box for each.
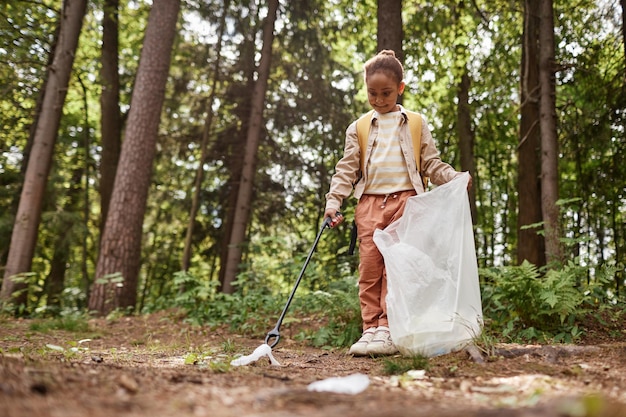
[366,71,405,114]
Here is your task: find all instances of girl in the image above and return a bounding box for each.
[324,50,471,356]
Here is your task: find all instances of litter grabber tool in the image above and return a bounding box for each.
[264,214,334,348]
[230,214,336,367]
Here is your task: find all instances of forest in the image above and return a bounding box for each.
[0,0,625,346]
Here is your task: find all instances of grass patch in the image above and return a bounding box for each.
[29,316,90,333]
[381,354,429,375]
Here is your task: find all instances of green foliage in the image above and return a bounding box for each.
[184,350,232,373]
[28,314,90,333]
[480,261,616,343]
[171,270,220,311]
[164,269,361,348]
[471,327,500,358]
[1,272,40,316]
[292,278,362,348]
[165,270,283,334]
[381,355,429,376]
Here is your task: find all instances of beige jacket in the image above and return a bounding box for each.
[325,107,461,212]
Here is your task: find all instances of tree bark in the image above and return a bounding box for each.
[1,0,88,306]
[221,0,279,294]
[615,0,626,295]
[218,144,245,289]
[518,0,546,267]
[99,0,122,235]
[377,0,403,103]
[1,15,59,270]
[457,71,477,224]
[622,0,626,67]
[538,0,563,265]
[45,167,83,308]
[377,0,403,60]
[89,0,181,314]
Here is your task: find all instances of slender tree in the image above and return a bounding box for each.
[377,0,402,59]
[538,0,563,265]
[457,70,477,223]
[377,0,403,103]
[217,40,255,291]
[518,0,546,267]
[0,2,58,269]
[0,0,88,307]
[89,0,181,314]
[451,2,478,224]
[622,0,626,67]
[182,0,230,272]
[222,0,279,293]
[99,0,122,235]
[45,167,83,307]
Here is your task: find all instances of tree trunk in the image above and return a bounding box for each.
[377,0,403,59]
[538,0,563,265]
[457,71,477,224]
[0,19,59,270]
[99,0,122,235]
[221,0,279,294]
[182,0,229,272]
[377,0,403,103]
[612,0,626,295]
[218,149,245,288]
[0,0,88,306]
[622,0,626,66]
[45,166,83,308]
[517,0,546,267]
[89,0,181,315]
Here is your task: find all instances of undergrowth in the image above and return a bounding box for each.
[163,270,362,348]
[28,315,90,333]
[151,261,624,348]
[4,260,622,350]
[381,355,429,375]
[480,261,619,343]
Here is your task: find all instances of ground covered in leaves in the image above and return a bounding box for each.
[2,311,626,417]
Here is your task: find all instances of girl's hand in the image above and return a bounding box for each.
[324,209,344,228]
[455,171,473,190]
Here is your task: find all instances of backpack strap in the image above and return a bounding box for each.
[356,110,374,173]
[356,109,428,189]
[405,110,428,189]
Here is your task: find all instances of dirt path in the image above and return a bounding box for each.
[2,312,626,417]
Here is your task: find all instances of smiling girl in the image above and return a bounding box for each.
[323,50,471,356]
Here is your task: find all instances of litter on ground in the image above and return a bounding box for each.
[230,344,281,367]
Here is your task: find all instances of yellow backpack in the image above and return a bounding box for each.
[355,109,428,189]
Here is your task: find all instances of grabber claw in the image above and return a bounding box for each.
[264,326,281,348]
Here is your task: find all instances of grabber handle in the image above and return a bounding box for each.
[263,215,335,349]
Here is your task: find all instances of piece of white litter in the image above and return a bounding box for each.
[45,344,65,352]
[407,369,427,379]
[307,373,370,395]
[230,343,281,367]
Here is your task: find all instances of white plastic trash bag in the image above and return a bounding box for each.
[373,173,483,357]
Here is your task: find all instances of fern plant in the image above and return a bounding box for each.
[480,261,614,342]
[293,279,362,348]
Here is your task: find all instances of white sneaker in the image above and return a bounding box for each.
[366,326,398,356]
[348,327,376,356]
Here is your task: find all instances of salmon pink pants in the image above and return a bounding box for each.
[354,190,416,331]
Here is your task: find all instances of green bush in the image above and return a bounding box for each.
[480,261,616,343]
[292,278,362,348]
[166,269,362,347]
